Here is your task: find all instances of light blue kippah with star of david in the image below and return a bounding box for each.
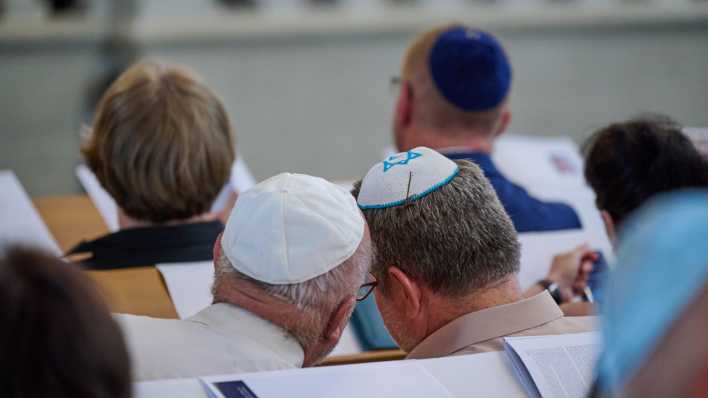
[357,147,459,209]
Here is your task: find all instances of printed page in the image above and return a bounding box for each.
[0,171,61,255]
[202,360,454,398]
[504,332,600,398]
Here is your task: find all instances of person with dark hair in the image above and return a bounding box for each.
[0,246,131,398]
[583,115,708,244]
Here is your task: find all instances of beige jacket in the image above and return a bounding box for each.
[407,292,598,359]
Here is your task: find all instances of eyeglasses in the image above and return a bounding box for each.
[356,274,378,302]
[389,75,402,94]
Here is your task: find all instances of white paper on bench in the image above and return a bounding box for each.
[134,352,525,398]
[155,261,362,355]
[0,170,61,255]
[156,262,215,319]
[504,332,600,398]
[201,360,454,398]
[76,156,257,232]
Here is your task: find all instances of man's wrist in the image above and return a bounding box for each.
[537,279,563,304]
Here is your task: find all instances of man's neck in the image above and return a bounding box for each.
[214,279,319,365]
[118,210,216,229]
[404,127,495,154]
[422,276,522,341]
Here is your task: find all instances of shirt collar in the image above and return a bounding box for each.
[406,292,563,359]
[66,220,224,269]
[190,303,305,368]
[437,148,498,173]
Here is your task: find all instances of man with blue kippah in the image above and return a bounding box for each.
[391,23,581,233]
[592,191,708,398]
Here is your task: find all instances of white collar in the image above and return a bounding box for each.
[188,303,305,367]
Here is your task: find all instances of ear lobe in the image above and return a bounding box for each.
[600,210,617,244]
[397,83,414,126]
[324,296,356,342]
[387,266,422,319]
[213,233,223,260]
[495,107,511,138]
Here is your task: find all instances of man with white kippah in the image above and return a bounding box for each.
[352,147,596,358]
[115,173,373,381]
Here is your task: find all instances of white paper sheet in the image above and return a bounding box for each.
[517,229,612,291]
[494,134,585,189]
[0,170,61,255]
[76,155,257,232]
[504,332,600,398]
[684,127,708,157]
[134,352,525,398]
[201,360,454,398]
[156,261,215,319]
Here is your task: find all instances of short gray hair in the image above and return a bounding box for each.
[213,237,372,312]
[353,160,519,297]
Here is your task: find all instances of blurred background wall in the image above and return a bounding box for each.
[1,0,708,196]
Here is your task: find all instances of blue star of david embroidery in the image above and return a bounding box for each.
[382,150,422,172]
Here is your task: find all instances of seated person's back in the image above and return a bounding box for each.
[0,246,131,398]
[117,173,373,381]
[353,147,596,359]
[68,61,236,269]
[390,24,581,233]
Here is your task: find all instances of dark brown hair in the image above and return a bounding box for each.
[584,115,708,227]
[82,61,236,223]
[0,246,131,398]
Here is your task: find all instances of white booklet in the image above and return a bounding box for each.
[504,332,600,398]
[200,361,454,398]
[0,170,61,255]
[76,155,257,232]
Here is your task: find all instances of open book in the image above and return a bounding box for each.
[504,332,600,398]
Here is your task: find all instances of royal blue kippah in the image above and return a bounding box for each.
[429,26,512,111]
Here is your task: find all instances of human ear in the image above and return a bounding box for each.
[323,296,356,343]
[387,266,422,319]
[494,107,511,138]
[600,210,617,245]
[394,82,414,151]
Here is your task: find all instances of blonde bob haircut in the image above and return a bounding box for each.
[82,61,236,224]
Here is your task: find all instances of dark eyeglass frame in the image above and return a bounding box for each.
[356,278,379,302]
[389,75,402,94]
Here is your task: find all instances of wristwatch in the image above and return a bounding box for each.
[537,279,563,304]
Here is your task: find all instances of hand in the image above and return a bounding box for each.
[547,244,597,302]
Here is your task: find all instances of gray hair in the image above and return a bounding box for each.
[213,237,372,312]
[352,160,520,297]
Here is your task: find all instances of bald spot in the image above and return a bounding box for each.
[401,24,507,135]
